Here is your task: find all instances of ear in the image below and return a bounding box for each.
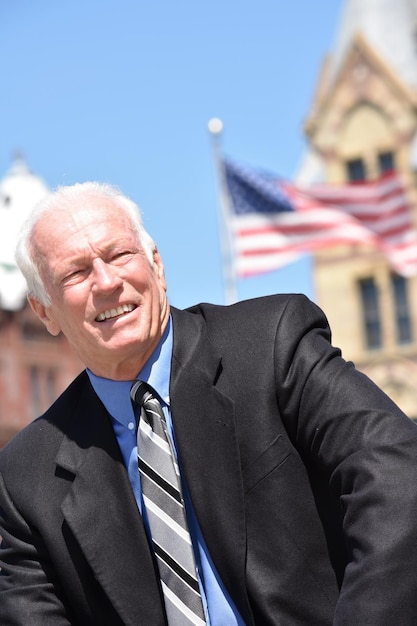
[153,248,167,292]
[28,296,61,337]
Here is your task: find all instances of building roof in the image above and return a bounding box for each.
[0,156,49,311]
[329,0,417,90]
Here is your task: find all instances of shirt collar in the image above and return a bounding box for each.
[87,316,173,428]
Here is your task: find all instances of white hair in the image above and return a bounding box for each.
[15,181,156,306]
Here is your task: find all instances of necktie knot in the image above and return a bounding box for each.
[130,380,152,406]
[131,381,164,431]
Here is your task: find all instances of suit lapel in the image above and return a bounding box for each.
[170,308,253,625]
[55,376,166,626]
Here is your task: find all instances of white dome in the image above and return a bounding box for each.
[0,157,49,310]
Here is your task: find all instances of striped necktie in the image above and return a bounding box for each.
[130,381,206,626]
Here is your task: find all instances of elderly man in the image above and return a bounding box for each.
[1,181,417,625]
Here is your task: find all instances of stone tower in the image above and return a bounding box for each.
[298,0,417,417]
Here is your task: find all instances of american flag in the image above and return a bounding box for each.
[224,158,417,278]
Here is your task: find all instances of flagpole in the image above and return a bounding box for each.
[208,118,238,304]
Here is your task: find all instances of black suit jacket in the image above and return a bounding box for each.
[2,295,417,625]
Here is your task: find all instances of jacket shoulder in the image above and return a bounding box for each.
[186,293,322,320]
[181,293,328,340]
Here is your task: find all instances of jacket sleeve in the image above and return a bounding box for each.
[0,472,73,626]
[275,294,417,624]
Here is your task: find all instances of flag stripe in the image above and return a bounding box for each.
[224,159,417,278]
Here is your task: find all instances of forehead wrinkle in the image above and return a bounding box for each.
[31,203,144,288]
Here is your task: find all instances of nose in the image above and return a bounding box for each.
[91,258,123,293]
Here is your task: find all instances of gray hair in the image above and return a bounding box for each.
[15,181,156,306]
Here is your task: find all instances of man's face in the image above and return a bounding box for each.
[29,198,169,380]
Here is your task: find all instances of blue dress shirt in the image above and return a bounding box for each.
[87,317,245,626]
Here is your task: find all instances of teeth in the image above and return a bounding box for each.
[96,303,135,322]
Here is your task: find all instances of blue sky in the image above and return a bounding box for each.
[0,0,344,309]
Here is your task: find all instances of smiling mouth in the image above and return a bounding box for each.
[95,303,136,322]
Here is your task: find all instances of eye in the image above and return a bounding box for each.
[61,267,87,286]
[110,250,135,263]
